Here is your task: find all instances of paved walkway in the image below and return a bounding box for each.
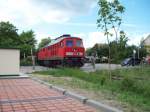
[0,78,96,112]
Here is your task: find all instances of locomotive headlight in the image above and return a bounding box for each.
[79,52,83,55]
[66,52,73,55]
[76,52,83,56]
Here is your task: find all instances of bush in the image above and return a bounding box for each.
[143,84,150,97]
[121,76,135,91]
[121,75,150,98]
[20,57,32,66]
[95,58,101,63]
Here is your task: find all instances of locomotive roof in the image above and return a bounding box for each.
[43,35,81,48]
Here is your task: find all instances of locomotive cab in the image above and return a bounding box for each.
[65,38,84,56]
[63,37,85,67]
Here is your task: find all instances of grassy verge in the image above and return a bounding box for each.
[33,66,150,112]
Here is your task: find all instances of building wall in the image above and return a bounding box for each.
[144,37,150,45]
[143,35,150,54]
[144,45,150,54]
[0,49,20,75]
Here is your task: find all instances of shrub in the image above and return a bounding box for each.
[20,57,32,66]
[121,76,135,91]
[143,84,150,97]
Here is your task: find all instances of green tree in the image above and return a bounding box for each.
[38,37,51,49]
[92,43,109,58]
[110,31,129,63]
[138,47,147,58]
[97,0,125,78]
[109,0,125,41]
[19,30,36,59]
[118,31,128,48]
[86,48,93,56]
[0,21,20,48]
[99,44,109,58]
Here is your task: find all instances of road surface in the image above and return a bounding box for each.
[20,64,121,74]
[81,63,121,72]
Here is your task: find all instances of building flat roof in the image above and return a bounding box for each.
[0,48,20,50]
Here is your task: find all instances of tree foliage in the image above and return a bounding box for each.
[86,44,109,58]
[38,37,51,50]
[97,0,125,38]
[0,21,37,59]
[19,30,37,59]
[97,0,125,77]
[0,21,20,48]
[110,31,129,63]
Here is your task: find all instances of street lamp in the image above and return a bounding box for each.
[133,49,136,66]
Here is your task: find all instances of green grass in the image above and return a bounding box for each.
[33,68,109,85]
[33,66,150,112]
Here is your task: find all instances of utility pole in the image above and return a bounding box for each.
[24,53,26,59]
[138,47,140,59]
[31,48,35,70]
[137,42,141,59]
[133,49,136,66]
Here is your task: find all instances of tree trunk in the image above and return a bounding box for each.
[106,33,111,81]
[112,24,119,63]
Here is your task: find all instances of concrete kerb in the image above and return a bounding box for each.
[86,100,123,112]
[31,77,123,112]
[43,82,53,88]
[0,75,29,79]
[31,77,53,88]
[65,91,88,103]
[52,86,66,94]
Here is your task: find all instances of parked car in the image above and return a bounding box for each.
[121,58,141,66]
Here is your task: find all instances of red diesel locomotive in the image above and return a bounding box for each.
[37,34,85,67]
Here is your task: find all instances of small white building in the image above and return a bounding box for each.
[142,35,150,54]
[0,48,20,75]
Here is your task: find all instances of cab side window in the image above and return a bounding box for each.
[76,40,83,47]
[60,42,64,47]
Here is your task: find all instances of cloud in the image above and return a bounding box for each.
[0,0,96,25]
[73,27,126,48]
[74,30,150,49]
[74,30,115,48]
[127,33,150,45]
[0,0,98,47]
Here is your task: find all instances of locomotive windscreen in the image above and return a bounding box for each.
[76,40,83,47]
[66,40,73,47]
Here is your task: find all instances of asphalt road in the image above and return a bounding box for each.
[20,63,121,74]
[20,66,49,74]
[81,63,121,72]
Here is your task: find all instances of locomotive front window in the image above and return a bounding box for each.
[76,40,82,47]
[66,40,73,47]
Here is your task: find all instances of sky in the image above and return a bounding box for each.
[0,0,150,48]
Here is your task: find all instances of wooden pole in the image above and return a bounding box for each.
[31,48,35,70]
